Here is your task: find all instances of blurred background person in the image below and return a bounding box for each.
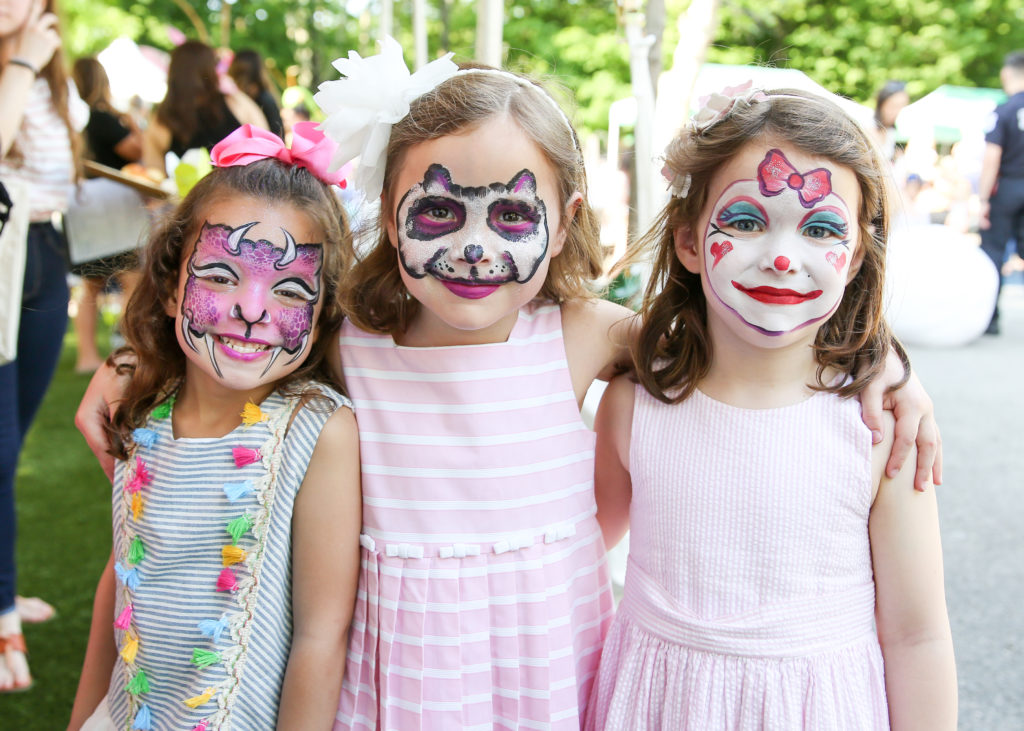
[228,47,283,137]
[874,79,910,162]
[69,56,142,373]
[0,0,85,691]
[142,39,266,178]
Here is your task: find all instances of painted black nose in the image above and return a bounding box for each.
[464,244,484,264]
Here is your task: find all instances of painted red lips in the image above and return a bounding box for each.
[731,282,823,305]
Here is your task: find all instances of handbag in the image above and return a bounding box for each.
[64,177,150,267]
[0,177,29,365]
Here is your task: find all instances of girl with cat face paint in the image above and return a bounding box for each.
[67,125,361,731]
[586,89,956,730]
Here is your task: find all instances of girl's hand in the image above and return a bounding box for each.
[10,0,61,73]
[74,358,133,481]
[859,353,942,492]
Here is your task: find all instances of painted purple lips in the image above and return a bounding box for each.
[440,280,501,299]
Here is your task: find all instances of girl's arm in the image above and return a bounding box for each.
[562,298,635,406]
[74,357,133,481]
[277,405,361,730]
[593,375,635,550]
[860,349,942,491]
[67,553,117,730]
[869,415,957,731]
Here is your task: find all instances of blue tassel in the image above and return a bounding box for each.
[132,427,158,449]
[114,562,142,591]
[132,704,153,730]
[223,480,255,502]
[197,613,230,643]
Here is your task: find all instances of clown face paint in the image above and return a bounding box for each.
[175,207,323,390]
[396,163,550,293]
[698,145,859,340]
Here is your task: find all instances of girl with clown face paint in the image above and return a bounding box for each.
[587,89,956,730]
[68,125,361,731]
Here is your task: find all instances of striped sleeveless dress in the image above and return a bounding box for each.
[586,385,889,730]
[105,386,350,731]
[336,300,614,730]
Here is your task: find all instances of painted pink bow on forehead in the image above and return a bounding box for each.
[757,148,831,208]
[210,122,348,187]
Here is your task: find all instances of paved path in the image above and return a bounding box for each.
[906,283,1024,729]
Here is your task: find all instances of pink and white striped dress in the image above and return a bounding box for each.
[586,385,889,730]
[335,300,614,731]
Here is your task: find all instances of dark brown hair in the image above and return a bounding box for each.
[108,159,352,458]
[156,40,225,146]
[629,88,906,404]
[340,65,604,336]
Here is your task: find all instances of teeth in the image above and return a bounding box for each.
[219,335,270,354]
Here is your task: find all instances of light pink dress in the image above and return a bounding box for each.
[336,301,614,730]
[586,385,889,730]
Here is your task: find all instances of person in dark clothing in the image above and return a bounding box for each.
[228,48,284,138]
[979,50,1024,335]
[142,40,266,177]
[72,56,141,170]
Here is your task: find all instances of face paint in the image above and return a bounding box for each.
[395,164,549,298]
[700,146,858,339]
[179,221,323,381]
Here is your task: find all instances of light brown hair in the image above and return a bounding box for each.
[340,65,604,335]
[629,88,906,404]
[108,159,352,458]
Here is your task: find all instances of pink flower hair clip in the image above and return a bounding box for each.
[690,80,769,135]
[662,163,691,199]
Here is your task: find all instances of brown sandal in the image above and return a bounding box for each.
[0,631,33,692]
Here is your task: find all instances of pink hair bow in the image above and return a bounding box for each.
[757,149,831,208]
[210,122,347,188]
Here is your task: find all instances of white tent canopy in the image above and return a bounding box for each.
[97,38,168,109]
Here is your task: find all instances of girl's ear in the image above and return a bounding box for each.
[846,229,870,283]
[384,194,399,250]
[551,191,583,259]
[673,225,701,274]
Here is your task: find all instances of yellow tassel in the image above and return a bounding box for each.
[119,632,139,663]
[241,401,267,426]
[131,493,143,521]
[183,687,216,708]
[221,544,247,567]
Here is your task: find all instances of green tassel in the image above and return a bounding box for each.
[151,395,175,420]
[128,536,145,565]
[191,648,221,668]
[125,668,150,694]
[226,514,253,545]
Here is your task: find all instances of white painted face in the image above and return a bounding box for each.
[692,144,861,344]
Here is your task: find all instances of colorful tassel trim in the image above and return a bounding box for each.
[120,632,139,664]
[191,648,221,669]
[114,604,133,630]
[128,536,145,565]
[192,720,209,731]
[226,514,253,544]
[221,544,247,567]
[232,446,262,467]
[151,396,174,420]
[197,614,230,643]
[216,567,239,592]
[132,427,158,448]
[126,458,152,493]
[223,480,255,502]
[132,704,153,730]
[131,493,143,521]
[125,668,150,694]
[241,401,268,426]
[184,687,216,708]
[115,562,142,591]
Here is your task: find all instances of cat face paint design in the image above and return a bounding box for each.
[178,221,323,383]
[395,164,549,294]
[699,146,860,342]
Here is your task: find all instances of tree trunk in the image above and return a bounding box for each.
[413,0,428,68]
[644,0,665,95]
[476,0,504,67]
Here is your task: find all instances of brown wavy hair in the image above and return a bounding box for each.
[340,64,604,336]
[155,40,226,147]
[107,159,352,459]
[629,88,907,404]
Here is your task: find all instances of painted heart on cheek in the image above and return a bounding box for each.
[826,250,847,273]
[710,240,733,268]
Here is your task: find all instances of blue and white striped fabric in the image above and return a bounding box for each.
[107,385,350,731]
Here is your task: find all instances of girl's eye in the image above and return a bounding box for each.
[800,214,847,240]
[732,218,762,233]
[423,205,455,222]
[803,225,833,239]
[499,210,525,224]
[203,274,234,286]
[717,200,768,234]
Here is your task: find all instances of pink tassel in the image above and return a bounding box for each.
[216,567,239,592]
[114,604,133,629]
[126,458,153,493]
[232,447,262,467]
[192,721,209,731]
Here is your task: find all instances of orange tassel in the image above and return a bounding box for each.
[131,493,143,521]
[184,687,216,708]
[120,632,139,663]
[221,545,247,567]
[241,401,267,426]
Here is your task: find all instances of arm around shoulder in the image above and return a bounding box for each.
[593,375,635,550]
[561,297,637,403]
[869,416,957,731]
[277,404,361,729]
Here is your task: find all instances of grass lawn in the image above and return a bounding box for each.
[0,322,115,727]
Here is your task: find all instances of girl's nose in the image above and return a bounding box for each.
[464,244,484,264]
[774,256,790,271]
